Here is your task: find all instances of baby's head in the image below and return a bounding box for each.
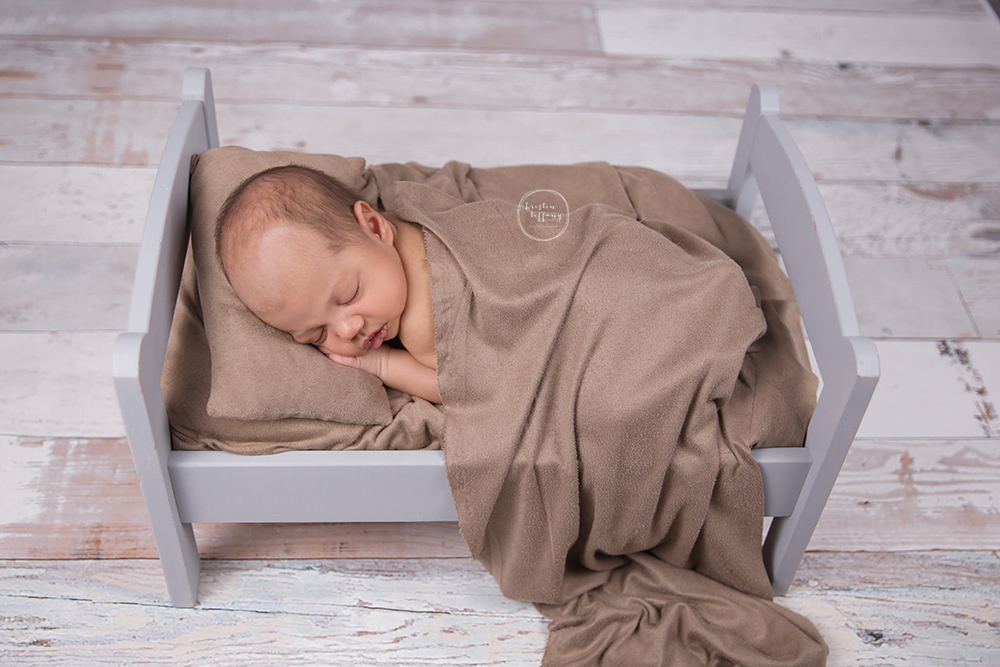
[217,165,407,356]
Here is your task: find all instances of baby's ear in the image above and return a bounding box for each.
[353,201,393,243]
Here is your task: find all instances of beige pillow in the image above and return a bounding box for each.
[188,146,392,425]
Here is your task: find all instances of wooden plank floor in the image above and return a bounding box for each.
[2,1,999,664]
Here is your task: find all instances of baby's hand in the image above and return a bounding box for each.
[320,344,440,404]
[319,345,387,378]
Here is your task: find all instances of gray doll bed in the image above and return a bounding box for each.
[112,68,879,608]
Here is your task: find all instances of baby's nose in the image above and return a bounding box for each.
[337,315,364,341]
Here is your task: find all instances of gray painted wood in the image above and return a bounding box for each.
[112,69,220,607]
[729,87,879,593]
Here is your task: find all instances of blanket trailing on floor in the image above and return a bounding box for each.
[372,161,826,666]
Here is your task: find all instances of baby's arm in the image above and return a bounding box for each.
[320,346,441,404]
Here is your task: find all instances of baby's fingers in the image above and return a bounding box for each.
[319,347,360,368]
[319,347,380,376]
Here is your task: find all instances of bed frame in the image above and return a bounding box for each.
[113,68,879,608]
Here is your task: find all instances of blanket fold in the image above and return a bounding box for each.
[375,161,825,666]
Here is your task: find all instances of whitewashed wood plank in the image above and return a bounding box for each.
[968,332,1000,394]
[841,257,979,339]
[0,165,153,244]
[781,568,1000,667]
[792,550,1000,589]
[0,435,471,560]
[857,340,1000,439]
[5,429,998,561]
[783,556,1000,666]
[0,97,739,172]
[0,588,548,666]
[783,116,1000,184]
[2,554,998,666]
[805,183,1000,259]
[947,258,1000,338]
[0,98,178,166]
[806,438,1000,551]
[598,8,1000,66]
[0,0,601,53]
[3,163,995,262]
[193,522,470,561]
[0,332,123,437]
[4,99,1000,186]
[0,560,548,666]
[752,182,1000,259]
[0,436,154,558]
[596,0,989,15]
[0,243,137,331]
[5,37,1000,121]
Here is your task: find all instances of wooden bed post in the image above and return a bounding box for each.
[113,67,219,607]
[726,84,780,219]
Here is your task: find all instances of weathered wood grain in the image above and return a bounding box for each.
[596,0,989,15]
[1,553,997,666]
[4,38,1000,121]
[0,165,153,244]
[0,577,547,666]
[843,257,980,339]
[782,554,1000,665]
[599,7,1000,66]
[0,243,137,331]
[5,195,996,336]
[807,438,1000,551]
[0,435,472,560]
[0,0,602,53]
[4,99,1000,185]
[809,183,1000,259]
[947,258,1000,338]
[857,340,1000,439]
[3,163,996,261]
[8,241,996,339]
[0,332,123,437]
[4,431,998,560]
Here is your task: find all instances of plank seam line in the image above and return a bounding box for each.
[0,591,538,621]
[943,267,984,339]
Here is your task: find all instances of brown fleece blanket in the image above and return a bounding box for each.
[372,161,825,666]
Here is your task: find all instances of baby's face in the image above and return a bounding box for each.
[237,223,407,357]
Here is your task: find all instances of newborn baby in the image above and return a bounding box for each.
[216,164,440,403]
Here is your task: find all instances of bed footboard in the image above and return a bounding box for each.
[727,85,880,594]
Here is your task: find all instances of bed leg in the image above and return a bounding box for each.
[150,513,201,608]
[763,336,879,595]
[114,332,202,607]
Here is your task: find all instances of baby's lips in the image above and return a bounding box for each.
[369,323,389,349]
[318,346,331,355]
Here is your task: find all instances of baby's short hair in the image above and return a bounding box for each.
[216,164,368,279]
